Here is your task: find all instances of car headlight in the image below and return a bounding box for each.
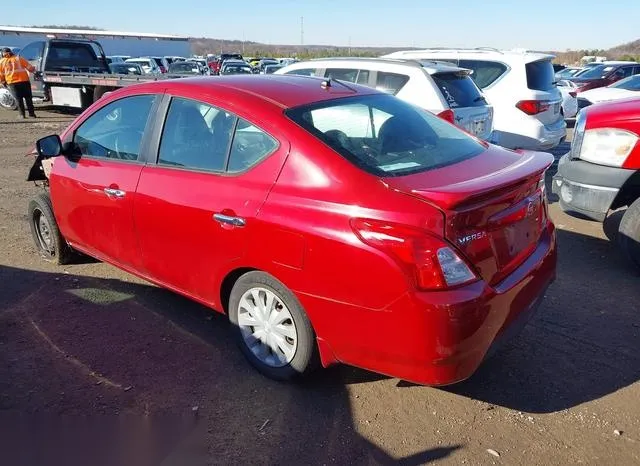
[570,110,586,158]
[578,128,638,167]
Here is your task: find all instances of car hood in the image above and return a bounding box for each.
[583,96,640,124]
[580,87,638,103]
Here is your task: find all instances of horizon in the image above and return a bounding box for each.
[3,0,639,51]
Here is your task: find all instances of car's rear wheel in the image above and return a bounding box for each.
[28,193,73,265]
[617,197,640,269]
[228,271,319,381]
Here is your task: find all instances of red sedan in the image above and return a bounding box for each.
[27,75,557,386]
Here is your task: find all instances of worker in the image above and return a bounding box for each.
[0,47,36,119]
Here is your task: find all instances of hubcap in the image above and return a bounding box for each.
[33,209,54,255]
[237,287,297,368]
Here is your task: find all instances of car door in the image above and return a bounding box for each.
[134,94,290,303]
[17,41,45,97]
[50,93,160,269]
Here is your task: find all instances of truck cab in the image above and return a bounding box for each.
[553,98,640,268]
[18,39,110,100]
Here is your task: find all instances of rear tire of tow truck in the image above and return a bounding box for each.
[28,193,74,265]
[617,197,640,269]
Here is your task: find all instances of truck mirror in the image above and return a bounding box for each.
[36,134,62,158]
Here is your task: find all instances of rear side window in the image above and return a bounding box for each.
[19,41,44,61]
[431,72,486,108]
[525,60,556,91]
[375,72,409,95]
[458,59,508,89]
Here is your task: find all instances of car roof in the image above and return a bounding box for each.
[137,74,377,109]
[382,48,556,64]
[288,57,470,74]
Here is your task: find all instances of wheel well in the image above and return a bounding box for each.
[220,267,257,313]
[612,171,640,210]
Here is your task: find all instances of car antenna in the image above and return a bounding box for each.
[321,77,357,92]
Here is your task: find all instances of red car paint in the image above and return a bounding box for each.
[45,75,556,385]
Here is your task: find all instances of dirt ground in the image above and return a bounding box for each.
[0,106,638,466]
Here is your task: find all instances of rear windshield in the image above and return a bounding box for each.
[432,72,486,108]
[285,94,485,177]
[526,60,556,91]
[46,42,103,71]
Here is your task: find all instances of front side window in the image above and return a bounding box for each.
[19,41,44,62]
[285,94,485,177]
[158,97,236,172]
[73,94,157,161]
[283,68,317,76]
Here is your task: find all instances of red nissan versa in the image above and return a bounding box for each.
[26,75,557,386]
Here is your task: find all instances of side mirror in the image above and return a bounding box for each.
[35,134,62,158]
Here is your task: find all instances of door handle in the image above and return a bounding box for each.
[103,187,126,198]
[213,212,246,227]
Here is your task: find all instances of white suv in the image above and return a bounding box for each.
[382,49,566,150]
[274,57,494,141]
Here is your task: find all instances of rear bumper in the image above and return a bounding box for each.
[552,153,634,222]
[494,117,566,151]
[302,223,557,386]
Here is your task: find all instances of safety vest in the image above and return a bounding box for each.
[0,56,34,84]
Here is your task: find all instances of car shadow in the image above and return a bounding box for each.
[0,264,460,466]
[440,227,640,413]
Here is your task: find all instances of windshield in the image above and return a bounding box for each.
[576,65,614,79]
[285,94,485,177]
[170,62,200,73]
[610,75,640,90]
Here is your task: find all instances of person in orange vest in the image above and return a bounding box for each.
[0,47,37,119]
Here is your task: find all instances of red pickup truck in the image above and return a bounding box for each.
[553,97,640,267]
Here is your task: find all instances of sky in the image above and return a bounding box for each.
[2,0,638,51]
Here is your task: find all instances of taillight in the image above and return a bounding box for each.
[350,218,478,290]
[569,91,577,98]
[516,100,551,115]
[437,109,455,124]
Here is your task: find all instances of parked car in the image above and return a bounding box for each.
[109,63,144,75]
[210,53,244,75]
[221,60,253,75]
[552,98,640,268]
[275,57,494,141]
[559,87,578,118]
[124,57,162,75]
[577,74,640,110]
[25,75,556,386]
[382,48,566,150]
[567,61,640,93]
[169,60,207,75]
[555,67,583,80]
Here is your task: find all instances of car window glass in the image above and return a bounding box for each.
[158,97,236,172]
[283,68,317,76]
[525,60,555,91]
[432,72,486,108]
[356,70,370,84]
[286,94,484,177]
[227,119,278,173]
[457,60,507,89]
[325,68,358,82]
[18,41,44,61]
[375,72,409,95]
[73,94,157,161]
[616,66,634,78]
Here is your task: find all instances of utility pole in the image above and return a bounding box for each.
[348,36,351,55]
[300,16,304,46]
[242,31,245,54]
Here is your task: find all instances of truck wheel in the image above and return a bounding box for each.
[617,198,640,269]
[228,271,319,381]
[28,193,74,265]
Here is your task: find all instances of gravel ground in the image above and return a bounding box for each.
[0,107,639,466]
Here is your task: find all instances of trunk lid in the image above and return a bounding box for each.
[384,146,553,285]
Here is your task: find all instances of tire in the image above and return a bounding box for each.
[28,193,74,265]
[617,197,640,269]
[228,271,319,381]
[0,88,17,110]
